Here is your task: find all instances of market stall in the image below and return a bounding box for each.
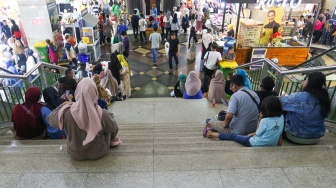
[79,8,100,62]
[215,0,322,67]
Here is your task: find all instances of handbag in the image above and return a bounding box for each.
[202,51,211,72]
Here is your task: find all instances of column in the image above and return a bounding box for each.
[16,0,54,47]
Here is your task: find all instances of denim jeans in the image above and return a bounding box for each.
[218,133,252,147]
[168,52,178,70]
[152,48,158,64]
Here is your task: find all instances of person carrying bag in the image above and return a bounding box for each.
[203,42,222,78]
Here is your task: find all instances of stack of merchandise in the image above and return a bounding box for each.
[237,19,263,47]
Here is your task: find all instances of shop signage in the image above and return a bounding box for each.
[255,0,302,10]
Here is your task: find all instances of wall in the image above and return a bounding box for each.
[322,0,336,13]
[16,0,54,47]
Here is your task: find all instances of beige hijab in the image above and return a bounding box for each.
[208,70,226,103]
[101,69,118,97]
[58,78,103,146]
[185,71,201,96]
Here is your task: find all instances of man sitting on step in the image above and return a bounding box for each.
[205,74,260,135]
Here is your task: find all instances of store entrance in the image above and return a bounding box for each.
[145,0,160,15]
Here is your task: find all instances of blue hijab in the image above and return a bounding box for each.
[237,69,251,89]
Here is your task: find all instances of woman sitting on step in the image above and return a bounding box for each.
[47,78,122,160]
[11,87,46,139]
[207,70,226,104]
[41,87,71,139]
[184,71,203,99]
[280,72,331,145]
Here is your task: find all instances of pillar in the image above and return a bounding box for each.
[162,0,177,13]
[16,0,54,47]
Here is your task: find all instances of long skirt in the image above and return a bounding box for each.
[196,21,202,32]
[122,73,131,97]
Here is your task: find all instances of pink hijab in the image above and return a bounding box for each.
[58,78,103,146]
[101,69,119,97]
[185,71,201,96]
[208,70,226,103]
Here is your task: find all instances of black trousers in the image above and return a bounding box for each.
[133,26,139,39]
[161,26,165,38]
[140,31,146,42]
[165,28,171,39]
[203,66,215,78]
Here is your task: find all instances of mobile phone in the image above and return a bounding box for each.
[66,90,70,98]
[220,98,228,106]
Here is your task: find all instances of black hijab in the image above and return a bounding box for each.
[92,63,103,75]
[43,87,67,110]
[108,53,122,85]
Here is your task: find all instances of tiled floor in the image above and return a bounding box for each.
[98,29,335,98]
[99,31,203,98]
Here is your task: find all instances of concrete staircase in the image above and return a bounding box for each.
[1,98,336,188]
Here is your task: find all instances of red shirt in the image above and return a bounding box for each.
[273,32,283,39]
[160,16,165,27]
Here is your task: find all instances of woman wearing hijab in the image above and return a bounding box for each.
[101,69,122,102]
[172,73,187,97]
[227,24,234,38]
[184,71,203,99]
[41,87,69,139]
[201,76,211,95]
[108,53,122,85]
[237,69,251,90]
[104,18,113,45]
[92,63,104,78]
[163,11,172,40]
[11,87,46,139]
[25,48,39,80]
[196,7,203,33]
[208,70,226,103]
[116,52,131,99]
[93,74,112,106]
[13,40,26,74]
[171,13,179,36]
[187,27,198,60]
[47,78,121,160]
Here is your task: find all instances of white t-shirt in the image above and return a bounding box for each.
[204,51,222,70]
[297,20,304,31]
[202,33,213,49]
[139,18,147,31]
[175,11,181,19]
[26,56,39,76]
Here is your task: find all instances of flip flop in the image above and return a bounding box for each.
[110,138,123,147]
[203,125,212,138]
[205,118,211,124]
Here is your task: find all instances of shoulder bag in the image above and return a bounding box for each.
[241,89,260,111]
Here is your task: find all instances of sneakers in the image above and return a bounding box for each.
[169,69,173,74]
[152,63,157,67]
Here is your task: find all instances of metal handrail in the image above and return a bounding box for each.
[0,62,69,79]
[0,67,15,75]
[289,46,336,70]
[236,58,336,76]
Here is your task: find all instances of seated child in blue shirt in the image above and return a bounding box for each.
[203,96,284,147]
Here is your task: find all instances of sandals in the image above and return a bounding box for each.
[202,125,211,138]
[110,138,123,147]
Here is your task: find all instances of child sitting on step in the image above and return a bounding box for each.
[203,96,284,147]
